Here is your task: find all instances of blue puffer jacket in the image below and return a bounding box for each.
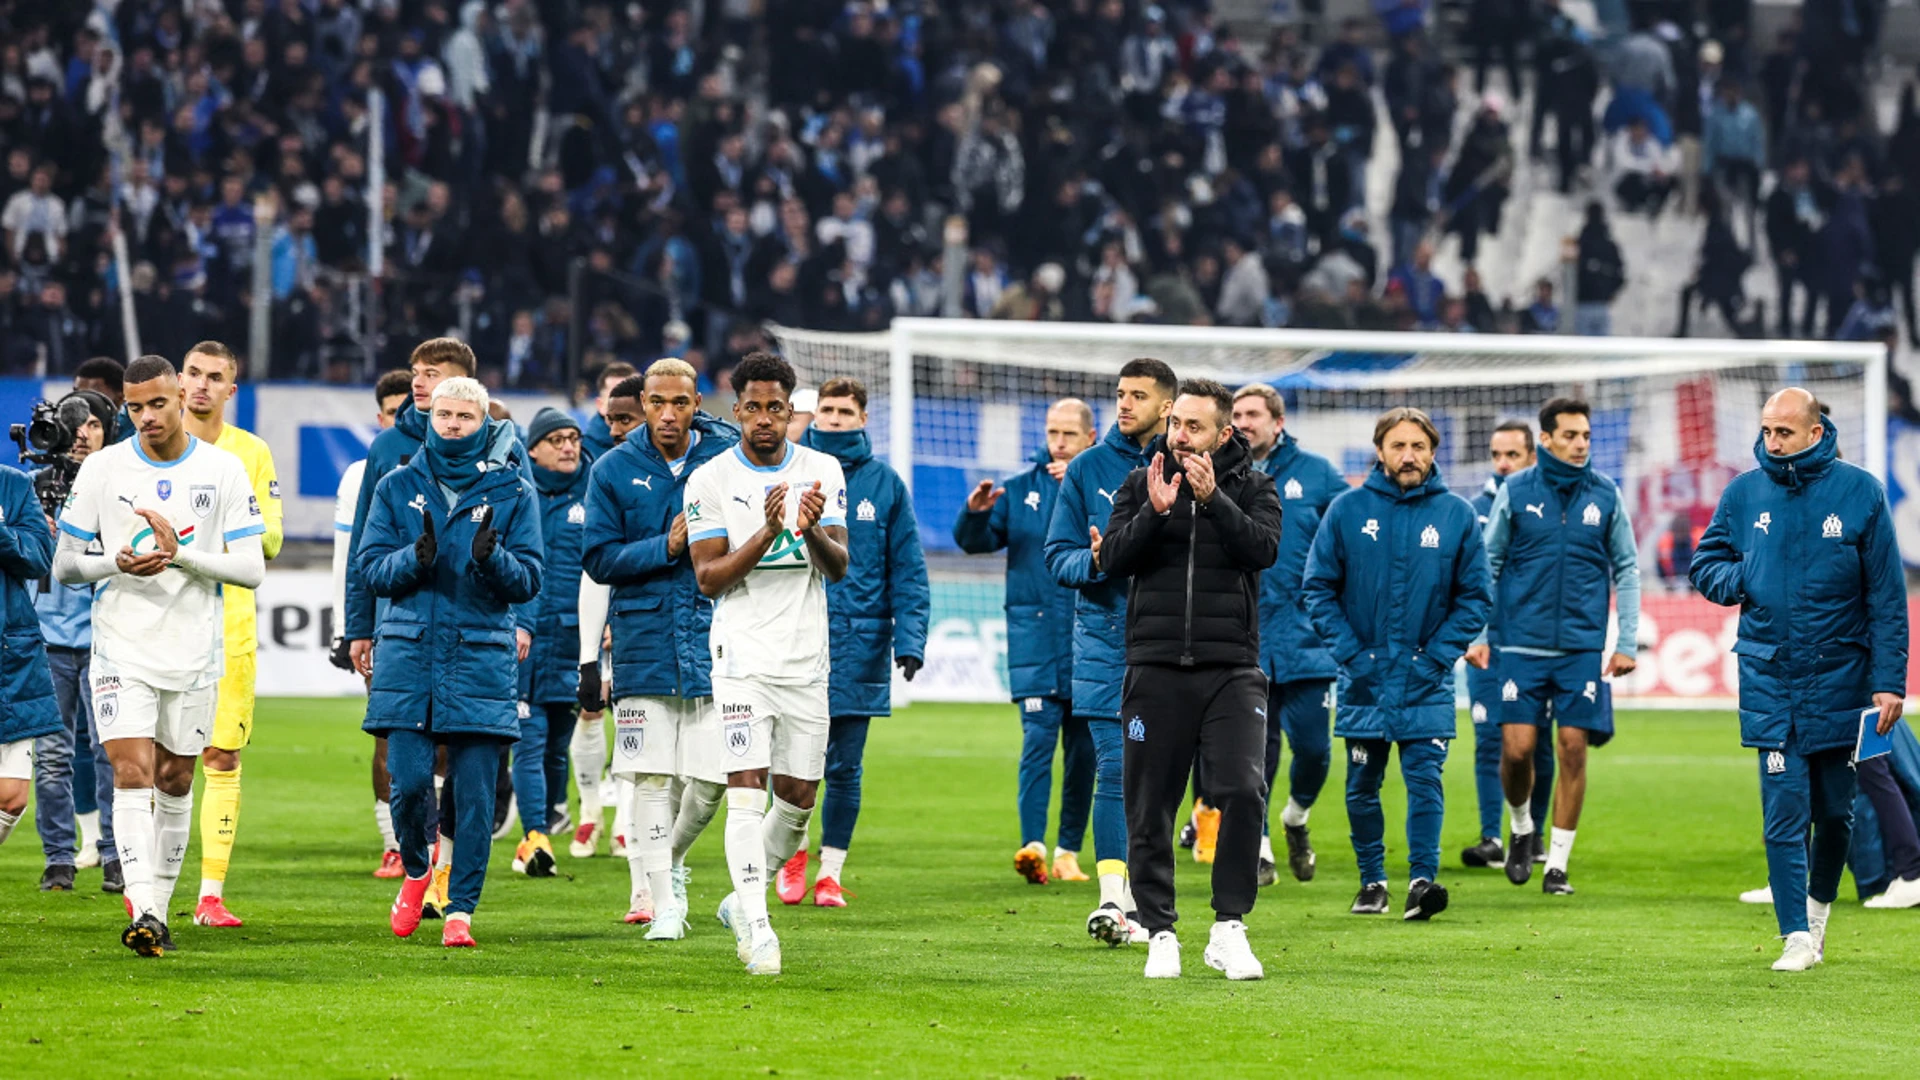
[516,458,593,705]
[345,404,429,641]
[580,414,737,700]
[1044,424,1153,720]
[358,440,544,739]
[1258,433,1348,684]
[953,448,1075,701]
[1690,420,1908,754]
[0,465,58,744]
[1303,464,1492,741]
[582,412,616,462]
[1471,475,1504,645]
[804,427,931,717]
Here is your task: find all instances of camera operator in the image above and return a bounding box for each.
[28,389,117,892]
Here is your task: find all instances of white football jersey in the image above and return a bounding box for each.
[683,442,847,684]
[58,436,265,691]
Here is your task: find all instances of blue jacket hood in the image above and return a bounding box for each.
[803,425,875,469]
[1755,416,1839,490]
[395,402,429,442]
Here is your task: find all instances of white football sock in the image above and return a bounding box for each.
[612,774,635,842]
[1808,898,1831,921]
[1281,798,1310,828]
[1546,827,1576,873]
[113,787,157,919]
[0,808,18,846]
[77,809,99,850]
[374,800,398,852]
[631,774,674,904]
[572,716,605,821]
[1098,871,1125,909]
[1053,845,1076,861]
[762,795,811,867]
[672,779,725,867]
[1508,800,1535,837]
[435,834,453,870]
[725,787,770,926]
[1121,875,1138,914]
[152,789,192,918]
[1259,833,1274,862]
[819,845,847,883]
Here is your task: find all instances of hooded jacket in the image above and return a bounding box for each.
[580,413,737,700]
[0,464,59,745]
[1044,423,1154,718]
[803,426,930,716]
[1257,433,1347,683]
[1098,429,1280,668]
[1690,419,1908,754]
[1304,463,1492,741]
[515,455,593,705]
[953,448,1075,701]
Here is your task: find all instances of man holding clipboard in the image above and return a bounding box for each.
[1691,388,1909,972]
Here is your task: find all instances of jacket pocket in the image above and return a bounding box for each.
[2,628,53,710]
[371,621,427,692]
[457,627,518,701]
[1341,650,1381,706]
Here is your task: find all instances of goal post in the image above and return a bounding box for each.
[765,320,1887,707]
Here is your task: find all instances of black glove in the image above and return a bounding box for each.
[471,505,497,563]
[897,655,923,682]
[328,636,352,672]
[577,661,603,712]
[414,510,437,567]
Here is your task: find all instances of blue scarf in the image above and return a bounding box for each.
[425,422,490,495]
[530,461,578,496]
[1537,445,1589,497]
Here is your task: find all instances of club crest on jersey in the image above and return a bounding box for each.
[1284,478,1303,500]
[1501,679,1519,702]
[837,487,847,511]
[1754,512,1771,535]
[724,718,752,757]
[1024,490,1041,511]
[156,479,172,500]
[1822,513,1843,539]
[1126,716,1146,742]
[1361,518,1380,541]
[190,485,215,518]
[568,503,586,525]
[1765,751,1786,775]
[857,498,876,522]
[1420,524,1440,548]
[1582,502,1601,527]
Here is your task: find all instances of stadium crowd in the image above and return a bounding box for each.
[0,0,1910,389]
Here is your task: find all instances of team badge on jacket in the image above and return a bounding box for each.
[1822,514,1843,539]
[1582,502,1601,526]
[857,498,876,522]
[1284,478,1303,500]
[1420,524,1439,548]
[567,503,586,525]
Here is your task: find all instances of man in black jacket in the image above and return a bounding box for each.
[1097,379,1280,982]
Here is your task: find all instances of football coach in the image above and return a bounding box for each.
[1096,378,1280,981]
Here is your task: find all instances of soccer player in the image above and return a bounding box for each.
[1460,421,1554,870]
[54,355,267,956]
[0,461,61,865]
[580,360,737,937]
[1232,383,1347,885]
[786,378,930,907]
[361,377,543,948]
[178,341,284,928]
[953,398,1098,886]
[1475,399,1639,895]
[327,370,412,876]
[31,389,119,892]
[507,408,595,879]
[581,361,639,461]
[686,352,849,975]
[1303,407,1491,921]
[345,339,479,912]
[1691,388,1908,971]
[1044,357,1177,946]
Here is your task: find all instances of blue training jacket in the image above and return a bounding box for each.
[1690,420,1909,754]
[0,465,58,745]
[516,458,593,705]
[1044,424,1153,720]
[1484,449,1638,654]
[357,441,544,740]
[1303,463,1492,741]
[30,466,91,650]
[344,404,429,642]
[580,413,737,700]
[804,426,930,717]
[953,448,1075,702]
[1257,433,1348,684]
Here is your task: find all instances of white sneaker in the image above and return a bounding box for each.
[645,901,687,940]
[1807,900,1829,961]
[1864,874,1920,909]
[745,923,782,975]
[1771,931,1820,971]
[717,893,752,962]
[1203,919,1265,981]
[672,865,692,907]
[1738,885,1773,904]
[1126,912,1150,945]
[1144,931,1181,978]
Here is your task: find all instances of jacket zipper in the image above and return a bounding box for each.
[1181,496,1196,666]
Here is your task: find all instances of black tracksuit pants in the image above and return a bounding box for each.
[1122,663,1268,935]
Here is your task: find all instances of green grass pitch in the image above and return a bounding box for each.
[1,700,1912,1078]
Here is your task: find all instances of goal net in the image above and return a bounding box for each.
[766,318,1887,708]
